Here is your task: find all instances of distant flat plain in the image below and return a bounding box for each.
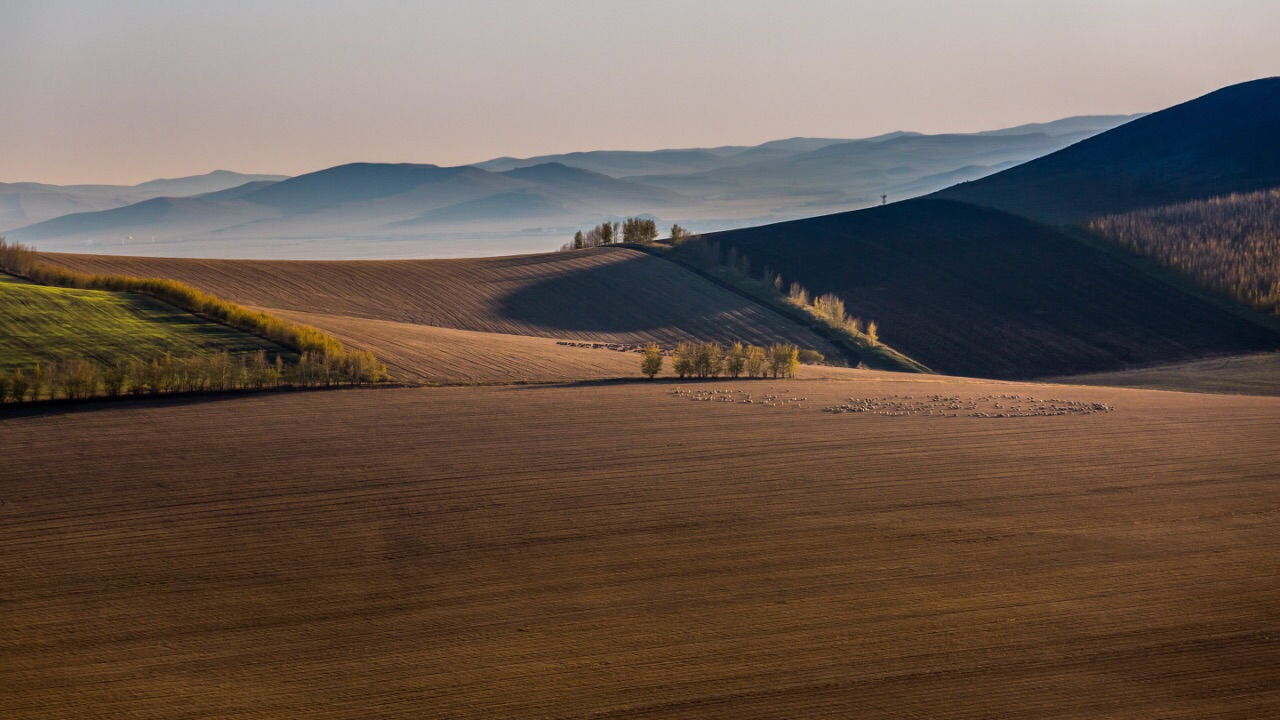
[3,372,1277,718]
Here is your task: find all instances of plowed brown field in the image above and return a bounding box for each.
[267,308,640,383]
[46,248,840,354]
[3,375,1278,718]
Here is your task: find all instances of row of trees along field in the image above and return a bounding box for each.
[0,349,383,404]
[640,341,801,379]
[1089,188,1280,317]
[670,236,880,345]
[0,238,388,400]
[561,217,663,250]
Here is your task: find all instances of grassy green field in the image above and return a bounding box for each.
[0,273,282,370]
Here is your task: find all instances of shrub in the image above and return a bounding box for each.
[10,370,30,403]
[671,237,720,267]
[640,343,663,378]
[101,362,127,397]
[623,217,659,244]
[725,342,747,378]
[812,293,846,326]
[27,364,45,402]
[672,343,694,378]
[866,321,879,346]
[788,282,809,306]
[745,345,767,378]
[797,348,825,365]
[768,344,799,379]
[692,342,724,378]
[126,359,147,396]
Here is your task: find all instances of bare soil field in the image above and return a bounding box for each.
[45,247,840,354]
[3,375,1278,718]
[1055,351,1280,397]
[267,307,641,383]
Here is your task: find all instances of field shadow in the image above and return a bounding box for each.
[494,252,773,338]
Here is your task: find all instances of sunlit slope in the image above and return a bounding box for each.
[263,308,645,384]
[0,273,279,370]
[46,247,842,355]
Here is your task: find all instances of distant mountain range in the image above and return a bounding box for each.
[0,171,287,231]
[1,115,1139,258]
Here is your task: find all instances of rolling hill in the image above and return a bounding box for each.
[43,247,846,381]
[935,77,1280,223]
[706,78,1280,379]
[0,272,282,371]
[707,199,1280,378]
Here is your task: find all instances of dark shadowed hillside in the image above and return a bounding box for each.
[935,77,1280,223]
[708,199,1280,378]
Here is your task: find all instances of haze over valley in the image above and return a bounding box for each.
[3,115,1136,258]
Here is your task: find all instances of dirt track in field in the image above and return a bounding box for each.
[46,248,840,354]
[3,376,1278,718]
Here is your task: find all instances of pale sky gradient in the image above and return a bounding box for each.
[2,0,1277,185]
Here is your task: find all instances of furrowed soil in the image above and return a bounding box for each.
[266,307,641,383]
[44,248,841,355]
[3,374,1278,718]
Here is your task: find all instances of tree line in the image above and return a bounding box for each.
[671,236,880,345]
[640,341,800,379]
[0,349,384,405]
[561,218,668,250]
[0,238,388,395]
[1088,188,1280,317]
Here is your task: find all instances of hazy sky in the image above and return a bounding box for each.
[2,0,1277,185]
